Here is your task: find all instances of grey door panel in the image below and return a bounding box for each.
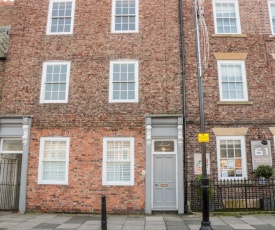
[153,154,176,210]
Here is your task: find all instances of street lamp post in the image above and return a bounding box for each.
[193,0,212,229]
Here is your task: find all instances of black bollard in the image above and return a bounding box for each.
[101,195,107,230]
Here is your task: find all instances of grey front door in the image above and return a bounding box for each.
[153,141,177,210]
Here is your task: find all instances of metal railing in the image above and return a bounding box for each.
[190,178,275,212]
[0,159,21,211]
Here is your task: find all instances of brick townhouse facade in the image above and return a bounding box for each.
[0,0,275,214]
[0,0,184,214]
[183,0,275,204]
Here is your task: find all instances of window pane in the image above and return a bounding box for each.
[220,149,227,158]
[45,92,52,100]
[122,24,128,30]
[228,149,234,158]
[106,162,131,182]
[128,91,135,99]
[220,140,226,149]
[121,73,127,81]
[2,140,23,152]
[121,83,127,90]
[43,161,66,181]
[113,83,120,90]
[64,25,71,32]
[113,91,120,99]
[45,84,52,91]
[121,91,127,99]
[59,92,66,100]
[129,23,135,30]
[46,74,53,82]
[51,25,57,33]
[128,83,135,90]
[60,74,67,82]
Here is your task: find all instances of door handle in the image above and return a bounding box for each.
[155,184,158,186]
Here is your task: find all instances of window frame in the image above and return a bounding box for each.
[109,60,139,103]
[102,137,134,186]
[40,61,71,104]
[0,138,23,154]
[217,60,248,102]
[38,137,70,185]
[46,0,75,35]
[111,0,139,33]
[268,1,275,35]
[217,136,247,180]
[212,0,241,34]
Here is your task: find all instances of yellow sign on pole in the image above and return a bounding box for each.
[198,133,210,143]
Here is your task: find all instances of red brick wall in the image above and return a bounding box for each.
[27,127,145,213]
[0,4,13,26]
[1,0,183,122]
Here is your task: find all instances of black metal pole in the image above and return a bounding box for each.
[101,195,107,230]
[193,0,212,229]
[179,0,188,214]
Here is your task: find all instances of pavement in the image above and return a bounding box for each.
[1,212,275,230]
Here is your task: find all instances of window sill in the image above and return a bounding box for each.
[212,34,247,38]
[268,35,275,38]
[217,101,253,105]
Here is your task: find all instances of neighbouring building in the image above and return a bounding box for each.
[183,0,275,210]
[0,0,274,214]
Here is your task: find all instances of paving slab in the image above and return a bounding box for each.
[146,220,165,225]
[77,224,100,230]
[56,223,82,229]
[166,226,190,230]
[229,223,256,229]
[211,225,234,230]
[165,220,186,226]
[145,225,166,230]
[251,225,275,230]
[187,224,200,230]
[124,220,145,225]
[146,217,164,221]
[240,216,267,225]
[184,220,201,225]
[107,224,124,230]
[65,216,94,223]
[122,226,145,230]
[33,223,60,229]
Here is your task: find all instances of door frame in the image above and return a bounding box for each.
[151,139,178,210]
[0,116,32,213]
[145,116,184,214]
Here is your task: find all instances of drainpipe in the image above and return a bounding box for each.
[179,0,188,213]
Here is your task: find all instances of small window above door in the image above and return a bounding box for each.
[0,139,23,153]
